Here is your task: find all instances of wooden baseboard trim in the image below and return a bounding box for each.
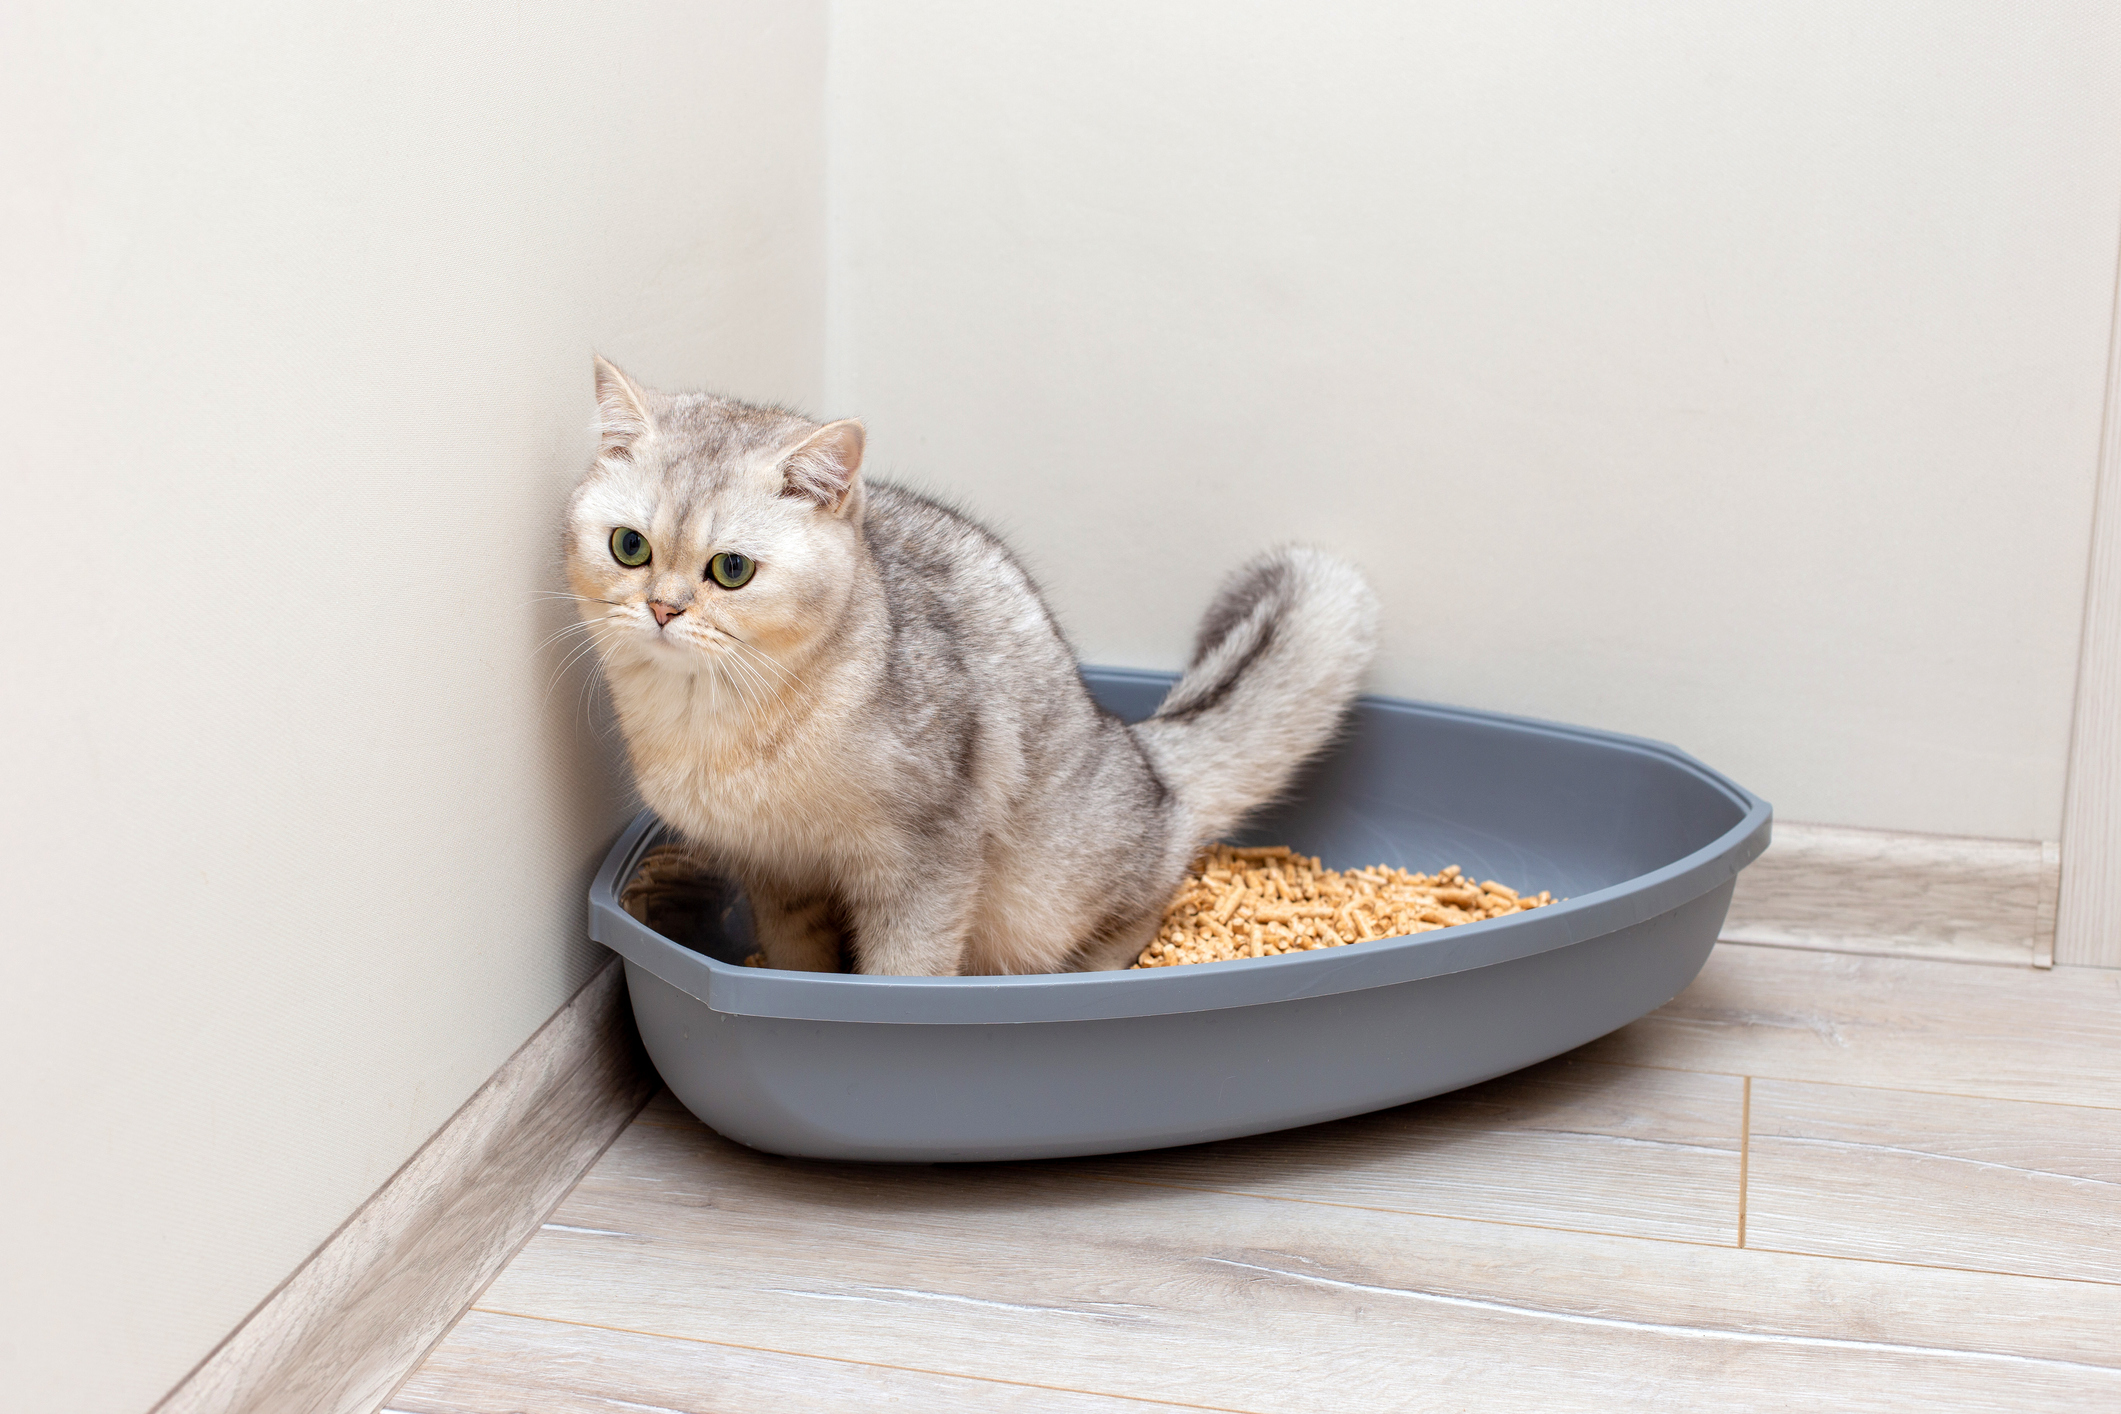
[152,955,656,1414]
[1724,821,2060,969]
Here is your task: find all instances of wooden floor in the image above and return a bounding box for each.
[390,944,2121,1413]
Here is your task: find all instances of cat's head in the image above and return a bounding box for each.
[563,357,867,682]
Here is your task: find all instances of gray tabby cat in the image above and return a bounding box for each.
[566,358,1378,975]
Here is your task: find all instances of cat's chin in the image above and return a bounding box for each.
[611,631,714,674]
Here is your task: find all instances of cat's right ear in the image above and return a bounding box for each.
[779,419,866,516]
[593,356,652,461]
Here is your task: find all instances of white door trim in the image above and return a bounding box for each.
[2058,230,2121,969]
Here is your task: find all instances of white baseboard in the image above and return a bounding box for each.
[151,955,656,1414]
[1724,821,2061,968]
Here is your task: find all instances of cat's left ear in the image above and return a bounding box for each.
[593,355,653,461]
[779,420,866,515]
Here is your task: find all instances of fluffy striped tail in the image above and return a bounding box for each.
[1132,546,1378,848]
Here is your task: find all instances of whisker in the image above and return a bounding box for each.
[543,629,610,706]
[728,647,790,709]
[542,650,597,708]
[726,635,800,694]
[532,619,602,655]
[738,657,778,712]
[579,658,617,742]
[528,589,625,608]
[717,652,766,717]
[719,638,780,701]
[731,644,797,689]
[734,647,783,713]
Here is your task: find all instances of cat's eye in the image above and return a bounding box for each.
[708,551,756,589]
[610,527,652,567]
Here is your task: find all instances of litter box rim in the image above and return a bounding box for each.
[587,668,1772,1026]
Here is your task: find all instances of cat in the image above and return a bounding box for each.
[565,357,1378,975]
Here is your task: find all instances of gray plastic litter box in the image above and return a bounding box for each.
[590,668,1772,1162]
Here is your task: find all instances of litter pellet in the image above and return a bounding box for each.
[1132,844,1555,969]
[623,840,1556,974]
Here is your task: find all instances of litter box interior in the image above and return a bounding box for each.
[624,669,1751,972]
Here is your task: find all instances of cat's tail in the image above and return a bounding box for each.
[1132,546,1379,849]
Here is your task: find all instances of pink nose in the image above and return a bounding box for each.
[650,600,684,627]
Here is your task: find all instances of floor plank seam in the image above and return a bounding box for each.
[1738,1075,1751,1248]
[1073,1172,1745,1249]
[1584,1059,2121,1113]
[1076,1170,2121,1289]
[1758,1131,2121,1186]
[1188,1258,2121,1373]
[466,1306,1268,1413]
[1734,1245,2121,1290]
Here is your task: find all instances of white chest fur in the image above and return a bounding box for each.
[608,653,903,888]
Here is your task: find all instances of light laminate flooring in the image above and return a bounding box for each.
[391,943,2121,1413]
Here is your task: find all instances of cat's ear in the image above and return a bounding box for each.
[593,355,653,460]
[779,419,866,515]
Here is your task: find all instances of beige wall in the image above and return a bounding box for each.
[0,3,822,1409]
[827,0,2121,841]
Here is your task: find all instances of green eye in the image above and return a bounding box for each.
[610,527,651,567]
[708,551,756,589]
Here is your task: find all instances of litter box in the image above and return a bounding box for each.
[589,668,1772,1162]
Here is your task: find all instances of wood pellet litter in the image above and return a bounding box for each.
[622,840,1555,973]
[1133,844,1554,968]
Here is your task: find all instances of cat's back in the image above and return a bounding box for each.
[861,483,1071,667]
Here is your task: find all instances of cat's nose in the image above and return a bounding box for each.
[650,600,685,628]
